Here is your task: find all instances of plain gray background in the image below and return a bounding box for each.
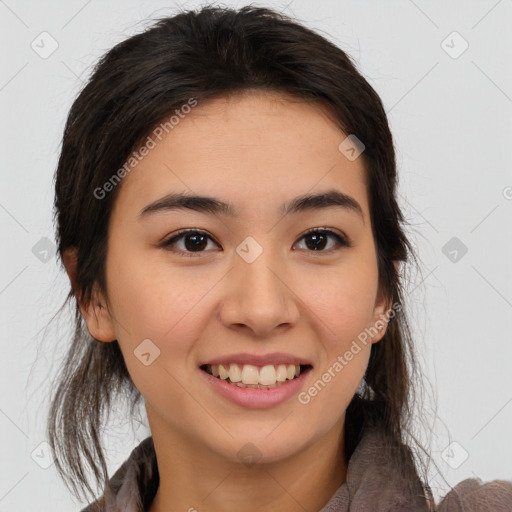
[1,0,511,510]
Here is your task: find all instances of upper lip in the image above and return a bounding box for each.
[200,352,313,367]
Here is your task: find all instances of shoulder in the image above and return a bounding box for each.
[79,436,157,512]
[435,477,512,512]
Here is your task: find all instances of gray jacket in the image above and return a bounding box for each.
[81,426,512,511]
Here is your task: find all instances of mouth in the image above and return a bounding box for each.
[199,363,313,389]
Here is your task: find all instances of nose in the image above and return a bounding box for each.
[218,252,300,337]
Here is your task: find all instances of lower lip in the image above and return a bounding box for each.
[199,366,313,409]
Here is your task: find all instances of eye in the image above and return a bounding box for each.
[160,227,351,257]
[160,229,220,257]
[294,228,351,252]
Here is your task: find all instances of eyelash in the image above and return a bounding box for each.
[160,227,351,257]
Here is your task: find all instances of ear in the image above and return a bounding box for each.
[62,247,117,342]
[369,260,400,344]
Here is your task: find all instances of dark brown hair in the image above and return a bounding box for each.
[47,4,435,507]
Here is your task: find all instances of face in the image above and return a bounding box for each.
[74,90,390,465]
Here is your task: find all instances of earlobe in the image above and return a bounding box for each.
[82,283,117,342]
[370,319,389,344]
[62,247,117,343]
[371,260,401,343]
[370,291,393,344]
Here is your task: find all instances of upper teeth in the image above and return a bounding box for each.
[209,363,301,385]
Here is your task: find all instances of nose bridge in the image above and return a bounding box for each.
[220,244,299,335]
[243,250,283,301]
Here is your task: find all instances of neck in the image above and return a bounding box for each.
[147,412,347,512]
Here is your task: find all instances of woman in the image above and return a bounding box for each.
[47,5,512,511]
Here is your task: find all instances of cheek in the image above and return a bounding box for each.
[291,257,378,411]
[106,259,209,407]
[298,274,375,419]
[106,247,209,338]
[294,260,379,344]
[105,252,224,396]
[296,329,371,439]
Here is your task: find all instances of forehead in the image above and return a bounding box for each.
[114,90,369,219]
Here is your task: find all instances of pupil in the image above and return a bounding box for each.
[306,233,326,251]
[185,233,207,251]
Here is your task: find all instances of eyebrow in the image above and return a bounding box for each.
[137,189,364,223]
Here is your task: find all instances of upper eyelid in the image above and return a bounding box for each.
[165,228,219,244]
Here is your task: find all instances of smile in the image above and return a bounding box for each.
[199,363,314,408]
[200,363,312,389]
